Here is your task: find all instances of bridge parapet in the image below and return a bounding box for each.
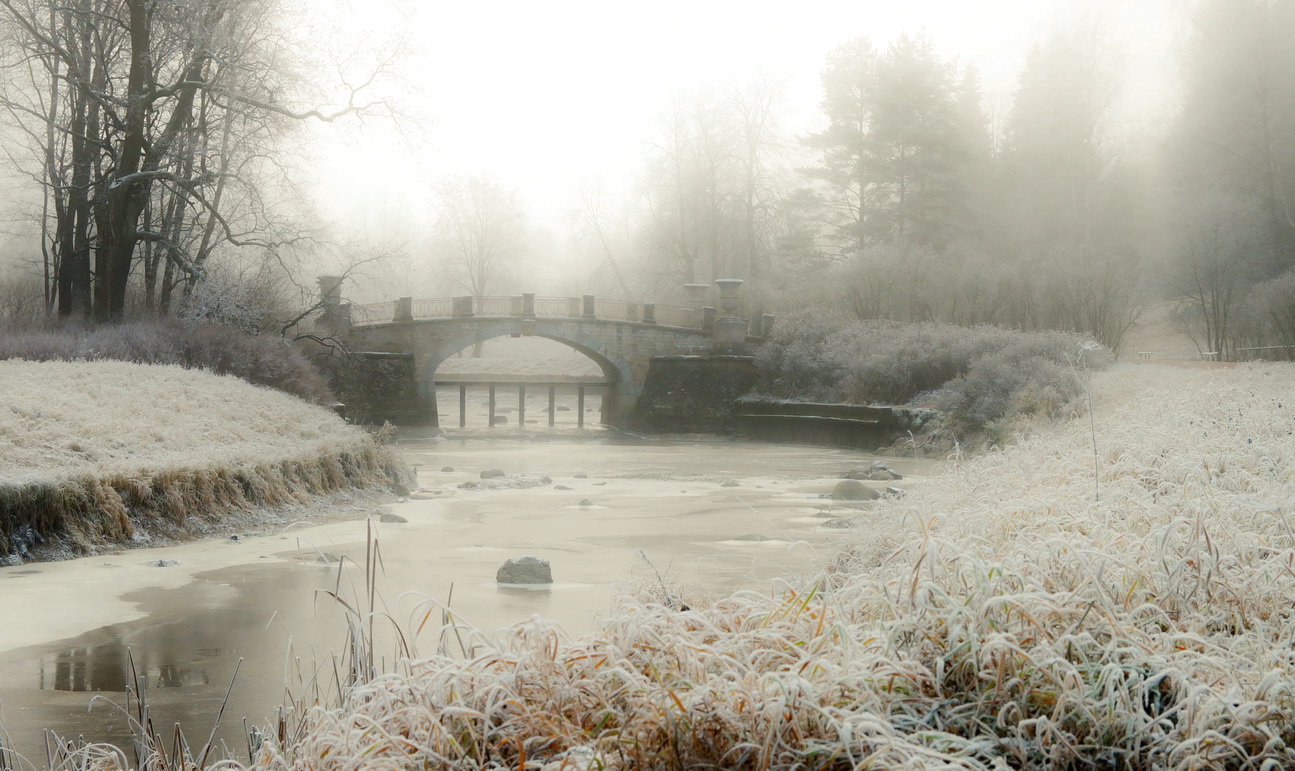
[349,294,718,332]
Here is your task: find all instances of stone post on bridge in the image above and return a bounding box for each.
[683,283,710,311]
[711,278,749,353]
[396,296,413,323]
[316,275,351,334]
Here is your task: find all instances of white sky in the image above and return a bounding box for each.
[312,0,1177,245]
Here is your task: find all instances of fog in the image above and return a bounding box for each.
[0,0,1290,361]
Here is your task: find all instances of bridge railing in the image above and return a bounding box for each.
[349,294,710,331]
[352,301,396,325]
[412,297,454,318]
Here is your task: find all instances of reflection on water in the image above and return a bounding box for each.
[40,641,226,692]
[0,438,933,763]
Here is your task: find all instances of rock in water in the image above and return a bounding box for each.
[441,466,455,472]
[496,556,553,584]
[554,485,573,491]
[733,533,771,541]
[480,469,505,479]
[831,480,880,501]
[721,481,740,487]
[573,473,588,479]
[578,498,594,507]
[146,559,180,567]
[379,512,408,523]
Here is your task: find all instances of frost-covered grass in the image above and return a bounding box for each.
[0,360,400,560]
[217,363,1295,770]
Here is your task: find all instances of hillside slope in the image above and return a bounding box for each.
[0,360,400,562]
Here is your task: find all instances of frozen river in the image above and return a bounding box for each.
[0,435,931,765]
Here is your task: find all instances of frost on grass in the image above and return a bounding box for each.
[237,364,1295,770]
[0,360,400,559]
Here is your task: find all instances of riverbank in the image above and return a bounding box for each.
[0,360,404,563]
[244,362,1295,769]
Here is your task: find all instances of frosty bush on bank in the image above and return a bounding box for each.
[0,317,332,404]
[754,310,1111,433]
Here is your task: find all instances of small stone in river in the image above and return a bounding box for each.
[380,512,408,523]
[733,534,771,541]
[441,466,455,472]
[832,480,880,501]
[885,486,906,498]
[554,485,573,490]
[146,559,180,567]
[578,498,594,507]
[496,556,552,584]
[491,415,508,424]
[480,469,505,479]
[821,517,858,529]
[592,481,607,486]
[573,473,588,478]
[538,475,553,484]
[557,406,571,412]
[457,481,479,489]
[721,481,740,487]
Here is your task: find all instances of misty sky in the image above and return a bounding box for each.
[314,0,1177,246]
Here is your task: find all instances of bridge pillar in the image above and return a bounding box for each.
[643,302,656,324]
[714,278,745,315]
[453,296,474,317]
[396,296,413,323]
[683,283,709,310]
[522,293,535,318]
[316,275,350,333]
[713,278,749,352]
[582,294,596,319]
[702,306,717,332]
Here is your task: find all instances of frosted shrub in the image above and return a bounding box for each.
[754,310,1110,431]
[0,318,332,404]
[752,308,850,400]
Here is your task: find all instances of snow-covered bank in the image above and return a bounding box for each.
[244,363,1295,769]
[0,360,402,562]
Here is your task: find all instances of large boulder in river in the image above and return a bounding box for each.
[831,479,880,501]
[496,556,553,584]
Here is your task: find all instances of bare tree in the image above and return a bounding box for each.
[432,174,522,299]
[0,0,397,321]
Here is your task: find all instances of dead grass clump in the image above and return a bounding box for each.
[234,363,1295,769]
[0,360,402,560]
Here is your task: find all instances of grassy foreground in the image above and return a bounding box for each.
[0,360,401,561]
[215,363,1294,770]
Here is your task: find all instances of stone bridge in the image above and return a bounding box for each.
[318,278,774,427]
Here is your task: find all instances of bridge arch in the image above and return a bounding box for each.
[416,319,636,425]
